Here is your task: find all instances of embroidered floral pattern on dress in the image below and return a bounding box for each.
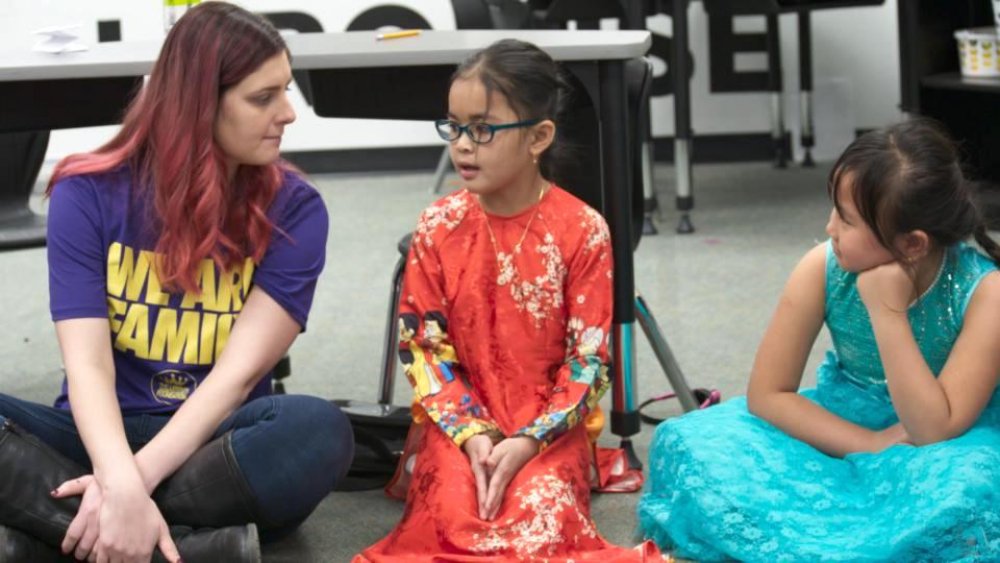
[565,317,607,358]
[414,192,470,253]
[509,220,612,445]
[503,232,566,326]
[578,327,605,357]
[470,471,598,559]
[581,207,610,252]
[566,317,585,360]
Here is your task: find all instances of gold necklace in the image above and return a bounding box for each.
[481,183,547,286]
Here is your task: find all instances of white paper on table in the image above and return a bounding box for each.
[32,25,88,54]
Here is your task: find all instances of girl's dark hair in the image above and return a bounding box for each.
[424,311,448,333]
[828,118,1000,265]
[451,39,570,179]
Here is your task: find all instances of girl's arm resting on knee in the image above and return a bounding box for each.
[868,271,1000,445]
[747,244,887,457]
[512,214,612,447]
[398,225,502,449]
[400,318,503,449]
[133,287,300,493]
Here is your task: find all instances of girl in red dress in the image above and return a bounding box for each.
[355,39,665,562]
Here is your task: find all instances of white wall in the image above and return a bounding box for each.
[643,0,901,159]
[0,0,903,164]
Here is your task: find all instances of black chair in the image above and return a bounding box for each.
[1,66,143,251]
[0,131,49,251]
[524,0,663,234]
[534,0,629,29]
[702,0,886,166]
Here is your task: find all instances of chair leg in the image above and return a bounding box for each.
[429,147,452,195]
[328,241,411,434]
[766,13,787,169]
[635,293,699,412]
[641,140,658,236]
[377,253,407,405]
[798,11,816,167]
[0,130,50,251]
[670,0,695,234]
[271,356,291,395]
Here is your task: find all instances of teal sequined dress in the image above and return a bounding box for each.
[637,242,1000,562]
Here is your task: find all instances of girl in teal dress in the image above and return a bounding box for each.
[638,119,1000,561]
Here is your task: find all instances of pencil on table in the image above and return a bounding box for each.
[376,29,421,41]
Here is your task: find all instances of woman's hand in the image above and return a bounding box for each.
[97,481,179,563]
[54,475,102,560]
[482,436,539,521]
[857,261,914,316]
[54,475,180,563]
[463,433,494,520]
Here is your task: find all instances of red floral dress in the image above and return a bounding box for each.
[354,187,665,562]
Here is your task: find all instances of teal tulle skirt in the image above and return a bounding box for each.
[637,353,1000,562]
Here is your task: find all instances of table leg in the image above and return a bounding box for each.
[0,130,49,251]
[599,59,643,469]
[798,11,816,167]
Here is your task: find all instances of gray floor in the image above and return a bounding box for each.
[0,160,838,562]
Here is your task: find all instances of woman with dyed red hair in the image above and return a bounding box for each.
[0,3,352,562]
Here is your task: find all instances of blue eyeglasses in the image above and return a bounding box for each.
[434,118,540,145]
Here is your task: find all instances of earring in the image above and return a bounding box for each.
[532,156,538,165]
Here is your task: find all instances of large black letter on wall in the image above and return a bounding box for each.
[707,15,769,93]
[346,6,432,31]
[649,31,695,98]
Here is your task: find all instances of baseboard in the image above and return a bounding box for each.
[651,132,793,163]
[283,146,445,175]
[283,131,797,175]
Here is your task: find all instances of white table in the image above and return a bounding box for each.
[0,29,648,79]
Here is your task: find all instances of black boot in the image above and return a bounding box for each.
[0,523,258,563]
[153,432,264,528]
[161,525,260,563]
[0,421,81,547]
[0,524,66,562]
[0,420,260,563]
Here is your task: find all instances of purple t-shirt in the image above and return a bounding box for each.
[47,165,328,415]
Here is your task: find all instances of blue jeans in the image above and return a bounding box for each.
[0,393,353,538]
